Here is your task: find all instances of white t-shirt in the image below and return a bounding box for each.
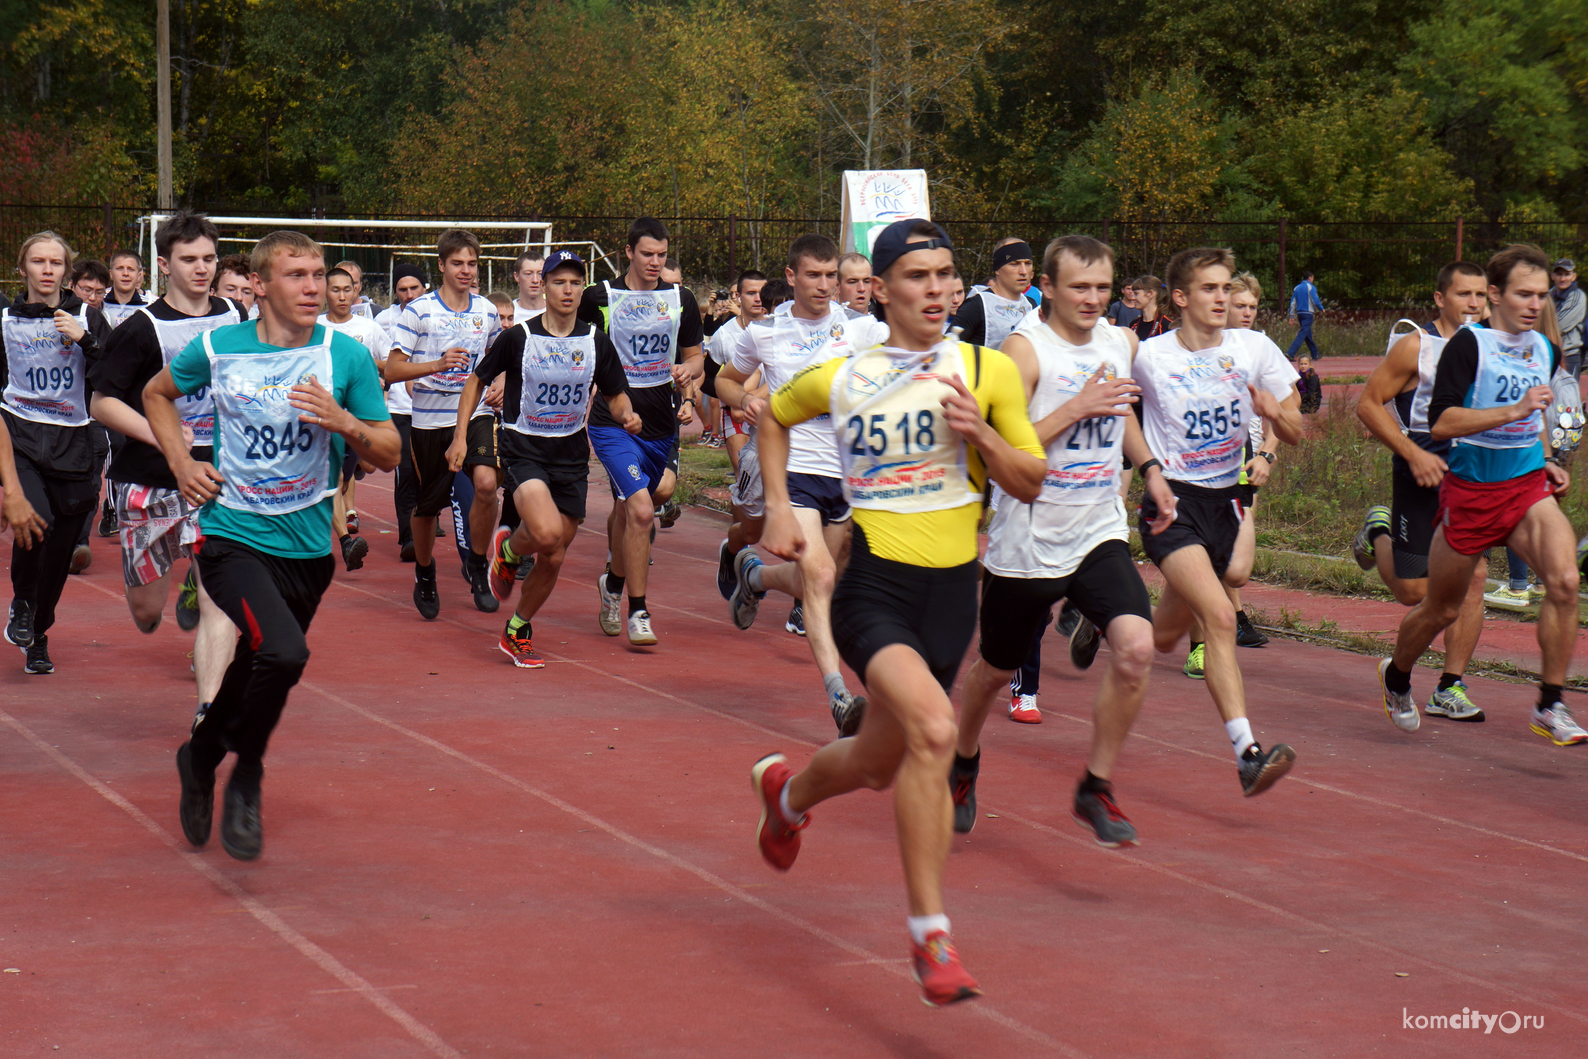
[319,313,391,366]
[394,290,501,429]
[708,316,747,366]
[513,298,545,324]
[1135,328,1298,488]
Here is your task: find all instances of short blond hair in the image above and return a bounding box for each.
[1229,271,1262,301]
[17,230,75,273]
[250,231,324,280]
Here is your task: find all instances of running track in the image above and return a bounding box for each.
[2,468,1582,1057]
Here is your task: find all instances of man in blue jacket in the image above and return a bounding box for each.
[1287,270,1322,360]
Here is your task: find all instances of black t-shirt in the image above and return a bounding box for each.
[953,293,987,344]
[474,317,627,464]
[578,279,704,439]
[0,293,112,478]
[87,296,244,488]
[1131,315,1171,341]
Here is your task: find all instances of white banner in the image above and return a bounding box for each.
[840,170,931,256]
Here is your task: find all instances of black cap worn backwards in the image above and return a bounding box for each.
[870,218,953,277]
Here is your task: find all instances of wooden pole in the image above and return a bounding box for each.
[156,0,173,209]
[1455,217,1465,262]
[1276,218,1288,312]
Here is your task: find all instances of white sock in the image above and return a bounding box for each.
[1225,717,1255,759]
[778,783,803,826]
[908,913,951,946]
[747,562,765,594]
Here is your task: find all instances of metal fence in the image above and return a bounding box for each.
[2,204,1584,310]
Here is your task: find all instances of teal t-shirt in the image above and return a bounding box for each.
[169,321,390,558]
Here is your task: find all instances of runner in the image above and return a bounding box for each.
[748,218,1046,1006]
[1352,261,1492,721]
[332,259,376,319]
[385,229,504,617]
[87,210,242,715]
[319,265,393,571]
[449,250,639,667]
[952,234,1173,846]
[1,231,113,674]
[71,258,117,555]
[705,270,766,472]
[578,217,704,646]
[837,252,872,314]
[1377,245,1586,746]
[717,234,885,734]
[213,254,256,318]
[952,237,1033,350]
[144,229,398,861]
[375,264,426,562]
[1134,247,1302,795]
[70,260,110,311]
[102,249,148,329]
[511,251,546,322]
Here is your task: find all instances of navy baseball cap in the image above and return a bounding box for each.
[1554,258,1576,272]
[870,219,953,276]
[542,249,585,278]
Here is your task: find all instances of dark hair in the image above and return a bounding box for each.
[735,269,766,291]
[437,228,480,262]
[1166,248,1235,298]
[327,267,353,283]
[1486,244,1552,292]
[109,248,143,268]
[155,210,221,259]
[514,250,545,271]
[214,253,251,281]
[1302,270,1315,280]
[71,258,111,287]
[758,278,793,310]
[1435,261,1485,295]
[627,216,670,249]
[1041,235,1115,283]
[787,233,839,271]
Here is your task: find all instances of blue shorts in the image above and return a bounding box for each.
[787,472,851,526]
[590,426,674,502]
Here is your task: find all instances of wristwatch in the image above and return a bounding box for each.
[1257,450,1276,464]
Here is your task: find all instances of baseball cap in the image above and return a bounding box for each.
[870,218,953,277]
[1553,258,1576,272]
[542,249,585,278]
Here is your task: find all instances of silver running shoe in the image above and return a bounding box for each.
[1379,658,1420,732]
[1426,681,1485,722]
[1530,703,1588,746]
[596,576,623,636]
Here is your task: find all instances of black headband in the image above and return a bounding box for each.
[992,242,1033,271]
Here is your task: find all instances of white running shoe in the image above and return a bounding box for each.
[1530,703,1588,746]
[1379,658,1420,732]
[597,576,623,636]
[627,609,658,646]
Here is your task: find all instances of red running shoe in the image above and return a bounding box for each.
[910,931,983,1007]
[1008,692,1042,724]
[488,526,519,602]
[499,628,545,669]
[750,753,807,871]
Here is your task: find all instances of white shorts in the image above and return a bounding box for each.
[729,434,764,519]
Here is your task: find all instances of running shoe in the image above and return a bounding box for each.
[413,570,440,620]
[1183,643,1205,680]
[628,609,658,646]
[470,562,499,613]
[1053,601,1080,639]
[1236,611,1269,648]
[69,543,92,575]
[1483,585,1533,609]
[910,931,982,1007]
[1238,742,1295,797]
[220,780,262,861]
[1530,703,1588,746]
[96,497,117,537]
[659,500,681,529]
[23,637,52,675]
[176,740,214,847]
[1352,505,1391,570]
[345,510,360,535]
[831,690,866,737]
[716,539,736,601]
[340,534,369,572]
[785,599,806,637]
[1008,693,1041,724]
[488,526,519,602]
[1069,612,1100,669]
[597,575,623,636]
[1073,782,1139,847]
[750,753,807,871]
[175,568,200,631]
[1527,584,1547,601]
[499,627,545,669]
[1426,681,1484,721]
[1378,658,1419,732]
[5,599,34,648]
[730,549,764,630]
[950,754,979,834]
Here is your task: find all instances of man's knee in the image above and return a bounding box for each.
[625,492,655,526]
[1542,563,1580,603]
[1109,624,1155,678]
[1201,601,1238,637]
[906,710,958,761]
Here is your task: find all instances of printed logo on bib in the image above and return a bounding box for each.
[1046,361,1121,494]
[210,346,333,515]
[2,309,90,425]
[1164,354,1246,477]
[1467,328,1549,449]
[520,334,593,434]
[843,408,945,502]
[427,313,490,391]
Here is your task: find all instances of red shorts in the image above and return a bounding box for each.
[1436,469,1553,555]
[722,409,751,437]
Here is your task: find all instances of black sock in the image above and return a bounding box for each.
[629,595,647,616]
[1385,661,1412,694]
[506,614,530,638]
[1367,525,1390,544]
[1078,770,1111,794]
[1539,684,1563,710]
[953,749,980,775]
[1437,672,1461,691]
[416,560,435,582]
[606,571,625,595]
[1235,609,1250,624]
[1190,640,1204,651]
[339,533,350,545]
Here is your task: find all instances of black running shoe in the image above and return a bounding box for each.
[1069,613,1101,670]
[1072,782,1139,847]
[5,599,35,648]
[717,539,736,602]
[950,754,979,834]
[220,780,262,861]
[176,741,214,847]
[471,562,499,613]
[1235,611,1269,648]
[659,500,681,528]
[786,600,806,637]
[341,534,369,572]
[1238,743,1296,797]
[1053,601,1081,639]
[175,568,200,632]
[413,570,440,620]
[831,690,866,737]
[97,498,117,538]
[24,636,52,675]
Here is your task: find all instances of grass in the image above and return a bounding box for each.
[1259,313,1401,360]
[673,443,732,509]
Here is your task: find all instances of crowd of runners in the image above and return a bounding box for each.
[1,210,1584,1008]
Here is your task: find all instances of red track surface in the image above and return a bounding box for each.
[2,468,1583,1057]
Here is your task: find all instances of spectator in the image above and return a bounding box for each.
[1107,282,1142,328]
[1129,276,1170,340]
[1294,352,1322,414]
[1287,269,1322,360]
[1551,258,1583,376]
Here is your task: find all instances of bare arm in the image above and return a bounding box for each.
[0,416,46,546]
[144,367,226,505]
[286,377,400,472]
[90,393,163,450]
[1431,390,1551,441]
[384,346,469,384]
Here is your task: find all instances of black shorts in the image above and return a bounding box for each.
[411,417,496,517]
[1390,458,1438,579]
[831,525,979,691]
[978,539,1152,670]
[499,430,589,521]
[787,472,851,526]
[1140,480,1244,579]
